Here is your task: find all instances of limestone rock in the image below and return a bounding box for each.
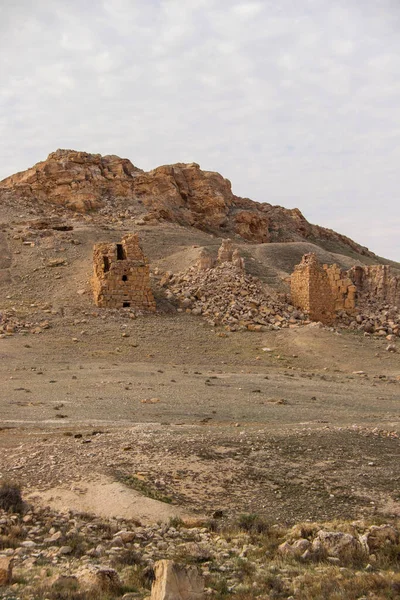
[197,249,214,271]
[363,525,399,552]
[77,566,121,593]
[232,248,245,270]
[151,560,204,600]
[0,149,142,212]
[278,539,311,557]
[311,530,364,560]
[217,239,234,263]
[291,253,400,330]
[166,259,302,332]
[234,210,269,242]
[0,556,12,585]
[291,254,335,325]
[350,264,400,307]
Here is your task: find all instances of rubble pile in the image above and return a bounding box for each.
[163,245,400,341]
[337,305,400,338]
[163,262,307,332]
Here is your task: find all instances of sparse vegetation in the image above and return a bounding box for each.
[115,472,173,504]
[235,513,271,535]
[0,480,24,513]
[168,516,184,528]
[0,503,398,599]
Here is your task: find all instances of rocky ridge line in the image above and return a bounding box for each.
[0,149,374,255]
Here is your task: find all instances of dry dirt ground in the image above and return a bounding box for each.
[0,207,399,528]
[1,312,399,526]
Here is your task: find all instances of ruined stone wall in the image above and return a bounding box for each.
[323,264,357,312]
[196,239,245,271]
[349,265,400,307]
[290,254,335,324]
[217,239,234,263]
[291,254,400,323]
[92,234,156,310]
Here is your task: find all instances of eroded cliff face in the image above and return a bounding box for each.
[0,149,373,255]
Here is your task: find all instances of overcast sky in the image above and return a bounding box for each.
[1,0,399,260]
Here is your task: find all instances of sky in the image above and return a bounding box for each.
[1,0,399,260]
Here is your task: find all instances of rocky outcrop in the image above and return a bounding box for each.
[134,162,234,230]
[0,149,142,212]
[0,149,375,255]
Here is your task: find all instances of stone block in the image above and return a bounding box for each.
[151,560,204,600]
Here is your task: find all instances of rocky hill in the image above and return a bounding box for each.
[0,149,374,258]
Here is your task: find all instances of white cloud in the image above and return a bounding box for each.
[232,2,264,17]
[0,0,400,259]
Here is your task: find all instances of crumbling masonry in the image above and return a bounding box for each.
[291,253,400,324]
[290,254,336,324]
[92,234,156,310]
[196,239,245,271]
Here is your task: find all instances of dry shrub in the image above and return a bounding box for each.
[294,571,400,600]
[0,480,24,513]
[235,513,271,535]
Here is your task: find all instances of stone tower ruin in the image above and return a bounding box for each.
[92,234,156,311]
[290,253,336,324]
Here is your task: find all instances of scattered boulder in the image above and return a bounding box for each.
[151,560,204,600]
[0,557,12,585]
[278,539,311,557]
[362,525,399,552]
[311,530,365,561]
[77,566,121,593]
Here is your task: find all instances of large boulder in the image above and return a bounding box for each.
[362,525,399,553]
[151,560,204,600]
[311,530,365,561]
[76,566,121,593]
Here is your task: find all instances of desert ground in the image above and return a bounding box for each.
[1,280,399,525]
[0,195,400,599]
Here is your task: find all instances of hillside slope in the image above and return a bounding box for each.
[0,149,375,260]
